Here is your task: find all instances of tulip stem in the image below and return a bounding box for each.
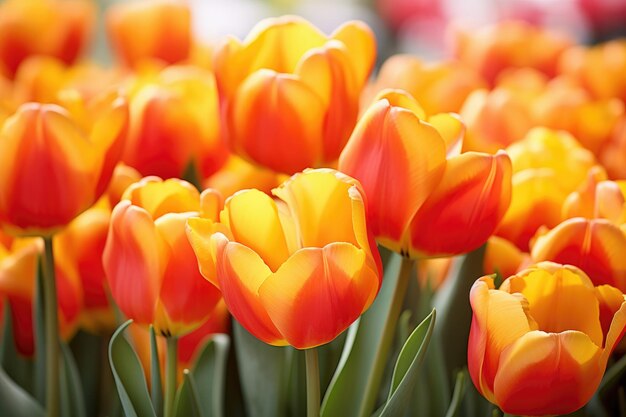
[42,236,60,417]
[305,348,321,417]
[164,336,178,417]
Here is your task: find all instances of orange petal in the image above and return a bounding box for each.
[531,218,626,291]
[227,70,325,174]
[215,237,284,345]
[338,94,446,251]
[258,243,379,348]
[330,21,376,88]
[493,331,603,416]
[185,217,226,287]
[409,151,512,257]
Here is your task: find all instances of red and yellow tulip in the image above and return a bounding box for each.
[103,177,223,337]
[339,89,512,258]
[187,168,382,348]
[0,91,128,236]
[469,262,626,416]
[214,15,376,174]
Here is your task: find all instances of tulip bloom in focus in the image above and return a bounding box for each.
[187,169,382,348]
[106,0,191,68]
[339,89,512,258]
[122,66,228,179]
[0,93,128,235]
[469,262,626,416]
[104,177,223,337]
[215,16,376,174]
[0,239,82,356]
[0,0,94,78]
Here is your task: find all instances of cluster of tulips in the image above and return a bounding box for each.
[0,1,626,417]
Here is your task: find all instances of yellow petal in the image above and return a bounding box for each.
[330,21,376,88]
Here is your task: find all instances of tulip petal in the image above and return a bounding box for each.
[531,218,626,291]
[123,177,200,219]
[409,151,512,257]
[595,285,626,345]
[186,217,228,287]
[427,112,465,157]
[258,242,378,349]
[228,70,325,174]
[502,267,604,347]
[494,330,603,416]
[221,189,290,272]
[468,276,535,401]
[103,201,167,325]
[330,21,376,88]
[216,237,284,345]
[338,96,447,251]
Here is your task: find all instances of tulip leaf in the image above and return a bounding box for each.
[109,320,157,417]
[322,253,413,417]
[59,342,87,417]
[0,300,34,396]
[0,366,45,417]
[233,320,289,417]
[149,326,163,417]
[189,333,230,417]
[444,369,468,417]
[432,245,486,380]
[173,370,202,417]
[378,309,435,417]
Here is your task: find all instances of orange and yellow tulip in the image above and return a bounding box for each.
[496,128,598,250]
[453,20,571,85]
[187,168,382,348]
[106,0,191,68]
[122,65,228,179]
[483,236,530,279]
[204,155,283,200]
[363,55,486,115]
[469,262,626,416]
[0,238,82,356]
[0,92,128,236]
[103,177,223,337]
[214,15,376,174]
[0,0,94,78]
[339,89,512,258]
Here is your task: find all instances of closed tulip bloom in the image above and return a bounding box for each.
[0,92,128,236]
[106,0,191,68]
[469,262,626,416]
[339,89,512,258]
[122,66,228,179]
[204,155,283,200]
[215,16,375,174]
[562,167,626,223]
[187,169,382,348]
[0,238,82,356]
[103,177,223,337]
[0,0,94,78]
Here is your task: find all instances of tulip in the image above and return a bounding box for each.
[103,177,223,337]
[496,128,597,250]
[187,168,382,348]
[122,65,228,180]
[106,0,191,68]
[339,89,512,258]
[0,0,94,78]
[363,55,486,115]
[562,167,626,223]
[0,238,82,356]
[215,15,376,174]
[0,92,128,236]
[483,236,530,279]
[204,154,283,199]
[453,20,572,85]
[468,262,626,416]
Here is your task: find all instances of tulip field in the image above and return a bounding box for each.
[1,0,626,417]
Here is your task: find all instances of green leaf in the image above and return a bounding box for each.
[149,326,163,417]
[432,245,486,380]
[0,366,44,417]
[444,369,468,417]
[173,370,201,417]
[321,253,412,417]
[0,300,34,395]
[59,342,87,417]
[233,321,289,417]
[378,310,436,417]
[190,334,230,417]
[109,320,157,417]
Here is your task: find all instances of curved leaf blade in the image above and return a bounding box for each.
[190,333,230,417]
[0,366,44,417]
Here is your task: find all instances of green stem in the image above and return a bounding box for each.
[164,336,178,417]
[42,236,59,417]
[305,348,320,417]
